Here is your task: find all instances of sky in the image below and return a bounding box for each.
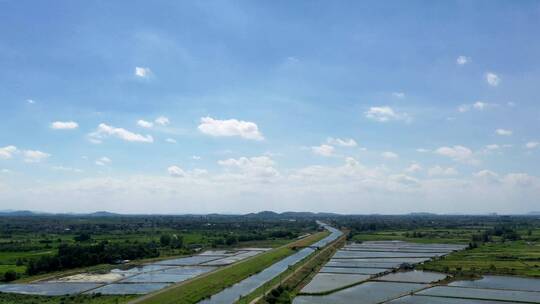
[1,1,540,214]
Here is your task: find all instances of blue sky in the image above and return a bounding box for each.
[1,1,539,214]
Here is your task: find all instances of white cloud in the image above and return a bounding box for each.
[474,170,499,181]
[52,166,83,173]
[327,137,357,147]
[312,144,335,157]
[137,120,153,128]
[95,157,111,166]
[218,156,279,179]
[458,101,491,112]
[526,141,539,149]
[428,166,458,177]
[495,129,512,136]
[1,169,10,173]
[486,72,501,86]
[135,67,151,78]
[198,117,264,141]
[392,92,405,99]
[89,123,154,143]
[456,56,470,65]
[168,166,187,177]
[473,101,488,110]
[485,144,500,150]
[365,106,410,122]
[382,151,399,159]
[0,146,18,159]
[51,121,79,130]
[23,150,50,163]
[435,145,476,164]
[192,155,201,160]
[26,99,35,104]
[416,148,430,153]
[165,138,177,144]
[405,163,422,173]
[155,116,170,126]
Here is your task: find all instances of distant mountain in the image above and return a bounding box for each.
[87,211,122,217]
[528,211,540,215]
[0,210,47,216]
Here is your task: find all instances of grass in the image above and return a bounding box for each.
[0,293,136,304]
[133,231,330,304]
[419,240,540,277]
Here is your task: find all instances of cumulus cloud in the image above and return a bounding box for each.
[23,150,50,163]
[456,56,470,65]
[327,137,357,147]
[405,163,422,173]
[89,123,154,143]
[52,166,83,173]
[458,101,491,112]
[495,129,512,136]
[95,157,111,166]
[168,165,186,177]
[382,151,399,159]
[155,116,170,126]
[365,106,410,122]
[198,117,264,141]
[137,120,153,128]
[525,141,539,149]
[135,67,151,78]
[486,72,501,86]
[435,145,477,164]
[218,156,278,179]
[312,144,335,157]
[428,166,458,177]
[51,121,78,130]
[0,146,18,159]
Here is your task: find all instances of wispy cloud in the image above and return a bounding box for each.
[365,106,410,123]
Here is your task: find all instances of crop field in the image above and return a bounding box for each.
[419,240,540,277]
[0,293,136,304]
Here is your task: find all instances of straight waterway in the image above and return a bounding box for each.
[199,223,342,303]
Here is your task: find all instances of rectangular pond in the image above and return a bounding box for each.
[319,266,389,275]
[449,275,540,292]
[300,273,371,294]
[418,286,540,303]
[374,270,447,284]
[295,281,428,304]
[387,295,518,304]
[0,282,102,296]
[87,283,171,295]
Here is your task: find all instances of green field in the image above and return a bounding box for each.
[419,240,540,277]
[134,231,330,304]
[351,228,476,244]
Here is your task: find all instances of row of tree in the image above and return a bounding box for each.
[26,241,159,275]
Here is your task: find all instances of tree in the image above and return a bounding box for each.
[160,234,171,247]
[3,270,17,282]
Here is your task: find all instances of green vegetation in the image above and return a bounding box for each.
[0,293,136,304]
[0,215,317,282]
[135,231,329,304]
